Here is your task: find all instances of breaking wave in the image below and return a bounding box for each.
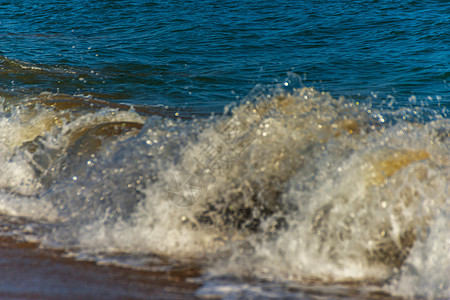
[0,78,448,298]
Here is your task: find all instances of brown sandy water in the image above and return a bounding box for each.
[0,237,201,299]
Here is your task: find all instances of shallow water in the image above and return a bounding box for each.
[0,1,449,299]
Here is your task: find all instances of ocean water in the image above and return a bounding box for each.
[0,0,449,298]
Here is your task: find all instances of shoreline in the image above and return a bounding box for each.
[0,237,201,299]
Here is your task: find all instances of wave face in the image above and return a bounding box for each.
[0,79,448,298]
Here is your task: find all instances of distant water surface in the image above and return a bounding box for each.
[1,0,448,110]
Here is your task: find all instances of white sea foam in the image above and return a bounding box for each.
[0,88,448,298]
[387,207,450,298]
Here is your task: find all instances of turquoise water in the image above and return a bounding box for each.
[0,1,449,299]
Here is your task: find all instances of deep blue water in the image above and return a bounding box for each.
[1,0,448,112]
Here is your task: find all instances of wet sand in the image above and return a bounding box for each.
[0,237,405,300]
[0,237,201,299]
